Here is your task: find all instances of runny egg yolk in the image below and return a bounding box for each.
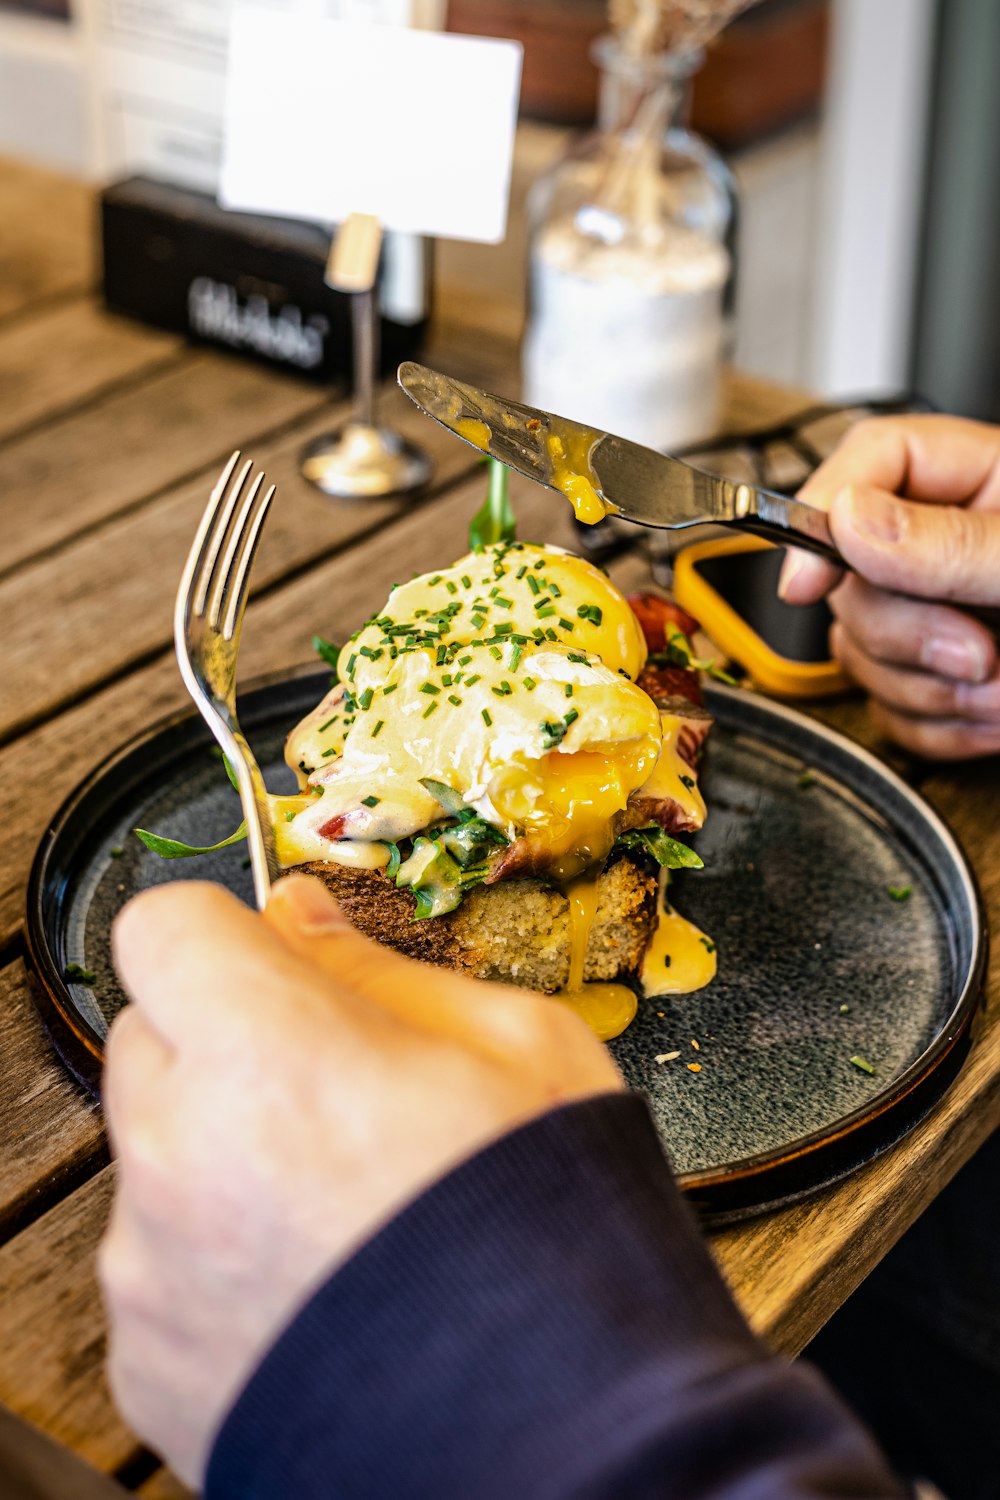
[641,871,717,999]
[489,744,659,881]
[555,873,638,1041]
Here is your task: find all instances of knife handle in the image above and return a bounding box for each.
[728,484,842,563]
[733,484,1000,635]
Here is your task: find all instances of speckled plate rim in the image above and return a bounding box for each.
[24,672,987,1221]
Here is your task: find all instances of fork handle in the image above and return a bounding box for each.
[229,728,280,909]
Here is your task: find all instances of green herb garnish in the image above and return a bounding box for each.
[468,458,516,549]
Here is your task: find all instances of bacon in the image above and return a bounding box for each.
[636,662,703,707]
[627,592,700,652]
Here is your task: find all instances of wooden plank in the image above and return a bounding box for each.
[0,301,180,445]
[0,961,105,1238]
[0,158,92,320]
[0,381,482,746]
[0,350,331,576]
[0,1169,142,1473]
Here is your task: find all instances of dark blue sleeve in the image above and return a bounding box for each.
[205,1093,908,1500]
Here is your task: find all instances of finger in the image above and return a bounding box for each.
[831,624,1000,722]
[112,880,362,1052]
[801,414,1000,511]
[102,1003,175,1158]
[777,545,843,606]
[780,413,1000,606]
[265,874,527,1038]
[829,575,997,683]
[266,876,621,1089]
[869,701,1000,761]
[827,484,1000,606]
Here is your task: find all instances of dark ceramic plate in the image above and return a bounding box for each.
[26,670,986,1224]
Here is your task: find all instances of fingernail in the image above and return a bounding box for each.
[839,485,900,543]
[923,635,991,683]
[777,549,805,601]
[274,876,346,934]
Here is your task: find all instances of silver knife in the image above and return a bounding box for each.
[397,362,840,562]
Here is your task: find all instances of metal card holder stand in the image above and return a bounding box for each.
[301,213,432,498]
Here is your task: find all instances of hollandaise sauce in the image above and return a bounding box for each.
[555,874,638,1041]
[641,872,717,998]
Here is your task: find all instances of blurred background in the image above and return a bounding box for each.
[1,0,997,420]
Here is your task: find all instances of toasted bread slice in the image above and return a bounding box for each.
[300,854,659,992]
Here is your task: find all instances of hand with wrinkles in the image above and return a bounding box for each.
[779,413,1000,758]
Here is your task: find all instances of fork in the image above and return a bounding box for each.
[175,452,279,910]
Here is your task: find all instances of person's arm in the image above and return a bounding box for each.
[100,876,907,1498]
[779,413,1000,759]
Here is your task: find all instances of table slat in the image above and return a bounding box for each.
[0,302,180,445]
[0,961,106,1237]
[0,351,333,576]
[0,160,93,321]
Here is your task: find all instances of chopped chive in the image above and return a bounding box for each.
[358,688,375,711]
[423,701,439,719]
[465,673,481,686]
[445,580,458,594]
[420,682,440,695]
[564,708,579,726]
[558,617,575,632]
[489,645,503,660]
[461,575,472,589]
[361,795,381,807]
[699,938,716,953]
[510,643,522,671]
[534,558,546,569]
[428,574,442,585]
[680,774,695,790]
[64,962,96,983]
[887,883,913,902]
[495,597,513,609]
[471,614,486,629]
[546,628,558,641]
[516,565,527,579]
[371,719,384,738]
[567,651,588,664]
[489,586,501,598]
[436,645,447,665]
[527,573,541,596]
[482,709,492,726]
[564,683,574,698]
[536,606,556,619]
[459,654,473,666]
[383,683,398,696]
[523,676,537,690]
[322,747,338,758]
[850,1055,877,1075]
[663,954,672,968]
[346,652,358,678]
[284,811,295,822]
[448,694,462,706]
[319,715,339,732]
[442,673,453,686]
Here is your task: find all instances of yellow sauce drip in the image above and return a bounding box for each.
[546,429,609,525]
[491,744,659,882]
[455,416,492,449]
[553,874,638,1042]
[641,873,716,998]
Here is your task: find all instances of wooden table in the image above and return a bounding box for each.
[2,156,999,1498]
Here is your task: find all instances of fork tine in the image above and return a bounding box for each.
[207,468,266,630]
[192,455,254,617]
[221,482,276,642]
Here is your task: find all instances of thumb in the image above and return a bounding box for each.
[264,872,508,1036]
[830,484,1000,606]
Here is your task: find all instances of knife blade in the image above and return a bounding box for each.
[397,361,840,562]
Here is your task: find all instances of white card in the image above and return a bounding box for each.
[220,12,522,243]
